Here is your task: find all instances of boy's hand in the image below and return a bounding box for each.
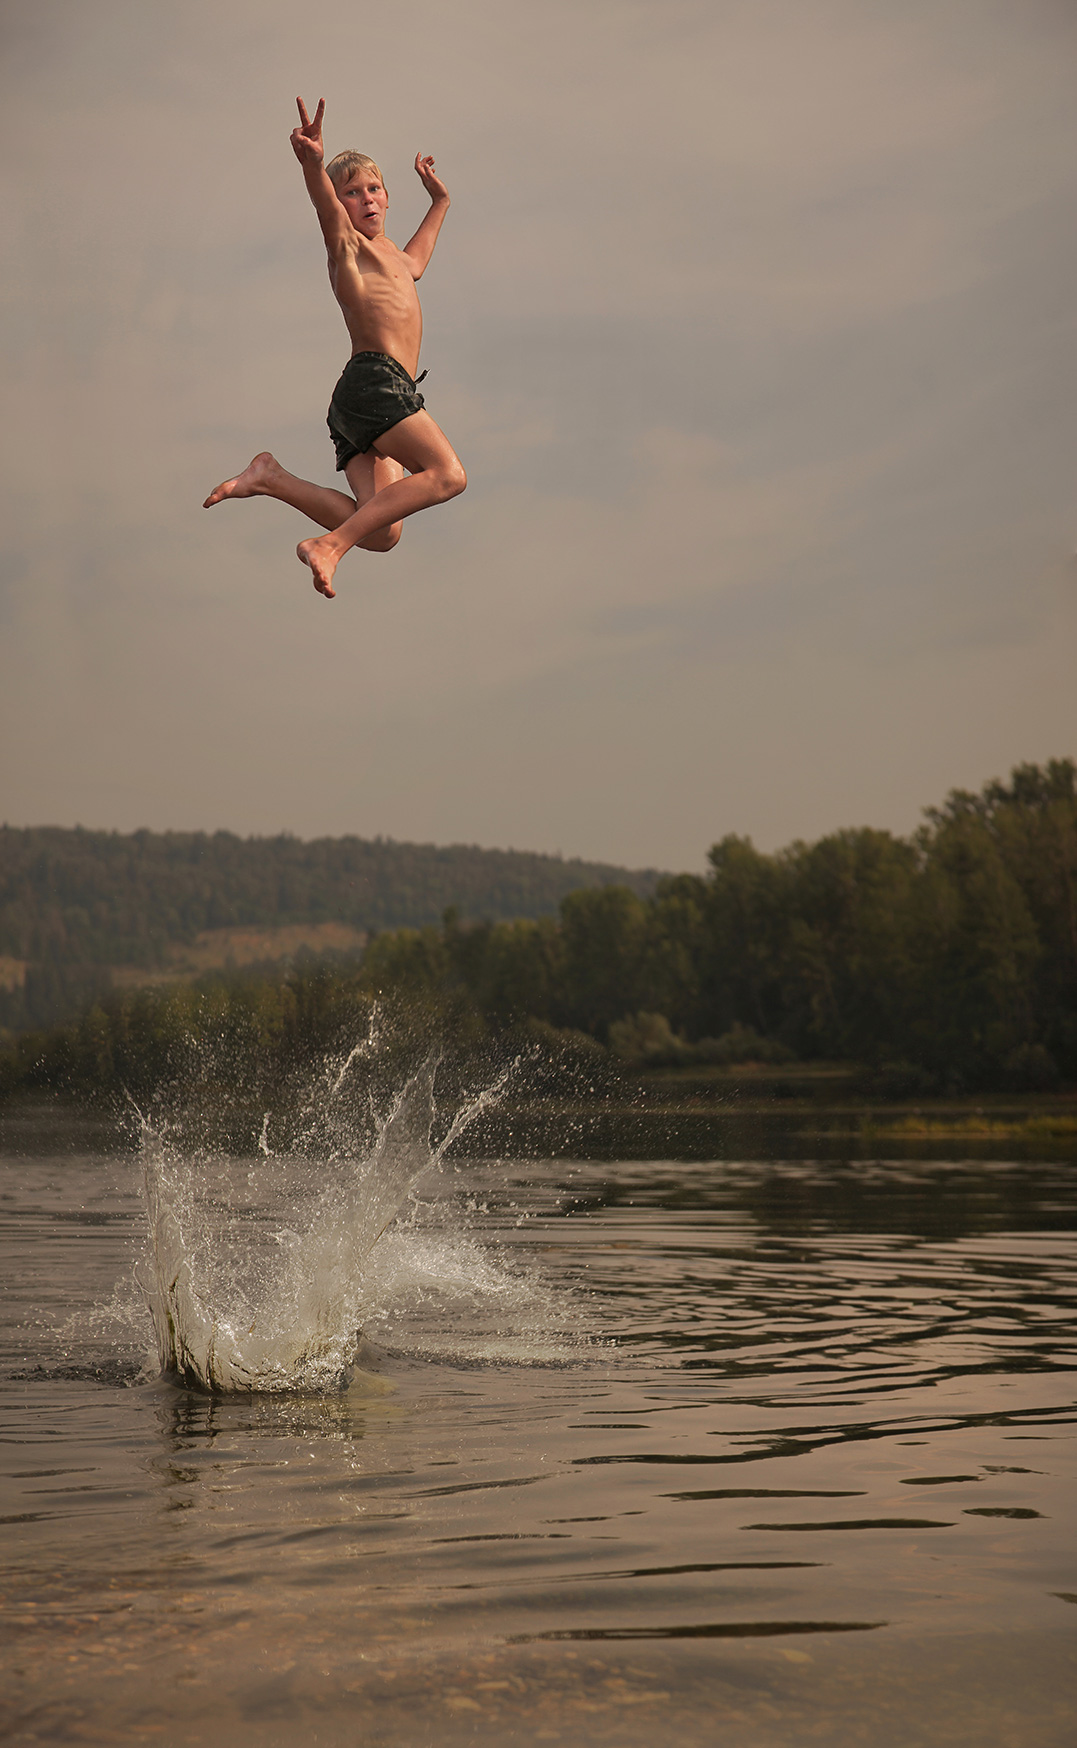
[402,155,451,274]
[291,96,325,167]
[414,153,449,202]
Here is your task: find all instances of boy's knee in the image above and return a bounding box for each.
[441,460,467,501]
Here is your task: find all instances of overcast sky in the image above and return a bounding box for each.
[2,0,1075,871]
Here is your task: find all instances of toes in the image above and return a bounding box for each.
[297,540,335,596]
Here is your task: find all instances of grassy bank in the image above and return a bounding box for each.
[4,1080,1075,1166]
[635,1061,1077,1136]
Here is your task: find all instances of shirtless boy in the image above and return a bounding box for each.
[204,97,466,598]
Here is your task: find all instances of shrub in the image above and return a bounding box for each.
[608,1012,688,1065]
[692,1024,796,1066]
[1002,1042,1060,1093]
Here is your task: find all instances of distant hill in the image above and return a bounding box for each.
[0,825,665,1032]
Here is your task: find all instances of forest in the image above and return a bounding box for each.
[0,826,660,1032]
[3,759,1074,1101]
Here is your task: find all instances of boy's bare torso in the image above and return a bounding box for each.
[319,139,449,379]
[329,233,423,377]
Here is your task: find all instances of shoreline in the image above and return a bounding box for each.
[3,1086,1075,1164]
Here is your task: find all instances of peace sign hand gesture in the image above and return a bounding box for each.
[290,97,325,166]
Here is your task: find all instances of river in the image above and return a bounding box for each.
[2,1098,1075,1746]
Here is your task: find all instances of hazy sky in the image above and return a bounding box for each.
[2,0,1075,870]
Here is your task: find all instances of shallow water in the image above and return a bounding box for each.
[2,1113,1075,1747]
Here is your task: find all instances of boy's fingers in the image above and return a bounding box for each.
[313,98,325,127]
[297,96,310,125]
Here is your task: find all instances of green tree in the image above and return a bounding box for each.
[557,886,649,1038]
[778,829,921,1059]
[465,916,564,1026]
[643,874,710,1037]
[696,837,793,1041]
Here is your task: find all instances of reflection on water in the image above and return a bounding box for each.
[1,1121,1075,1747]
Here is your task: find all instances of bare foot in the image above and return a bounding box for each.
[203,452,282,508]
[297,535,339,598]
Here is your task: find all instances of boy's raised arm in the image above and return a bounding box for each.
[290,97,351,250]
[401,154,450,279]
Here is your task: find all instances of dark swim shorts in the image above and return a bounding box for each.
[327,351,426,470]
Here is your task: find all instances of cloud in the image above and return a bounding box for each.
[1,0,1075,867]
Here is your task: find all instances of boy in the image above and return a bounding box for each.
[204,97,466,599]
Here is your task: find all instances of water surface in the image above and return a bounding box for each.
[2,1111,1075,1746]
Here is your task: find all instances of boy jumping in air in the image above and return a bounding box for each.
[204,98,466,599]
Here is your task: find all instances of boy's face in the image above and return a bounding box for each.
[337,169,388,238]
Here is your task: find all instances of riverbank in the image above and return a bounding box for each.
[3,1080,1076,1164]
[489,1061,1077,1160]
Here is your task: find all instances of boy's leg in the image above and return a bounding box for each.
[204,450,405,554]
[203,453,356,529]
[298,413,466,597]
[343,450,407,553]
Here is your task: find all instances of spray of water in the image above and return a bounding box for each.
[132,1043,529,1393]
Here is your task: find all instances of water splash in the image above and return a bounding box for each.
[133,1049,528,1393]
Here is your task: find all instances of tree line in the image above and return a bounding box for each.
[360,758,1076,1089]
[0,825,660,1032]
[4,760,1074,1101]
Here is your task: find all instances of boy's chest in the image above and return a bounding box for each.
[331,259,416,322]
[348,242,414,301]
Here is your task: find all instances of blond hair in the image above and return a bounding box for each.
[326,150,387,194]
